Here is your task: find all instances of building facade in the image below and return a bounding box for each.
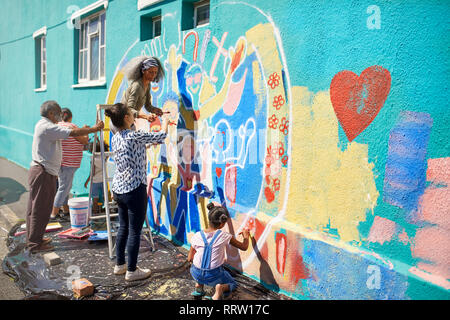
[0,0,449,299]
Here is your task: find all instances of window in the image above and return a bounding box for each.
[38,36,47,88]
[33,27,47,90]
[194,0,209,27]
[78,11,106,83]
[153,16,161,38]
[140,11,161,41]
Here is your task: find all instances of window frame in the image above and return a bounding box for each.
[77,10,106,84]
[33,27,47,91]
[39,35,47,89]
[194,0,210,28]
[152,15,162,38]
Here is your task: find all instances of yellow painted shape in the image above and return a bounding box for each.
[252,60,265,116]
[104,70,125,143]
[197,38,247,121]
[198,73,216,105]
[246,23,283,75]
[285,86,378,243]
[107,71,124,105]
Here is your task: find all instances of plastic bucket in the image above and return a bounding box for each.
[68,197,90,228]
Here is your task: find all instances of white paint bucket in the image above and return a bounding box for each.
[68,197,90,228]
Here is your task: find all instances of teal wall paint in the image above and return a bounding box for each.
[0,0,449,299]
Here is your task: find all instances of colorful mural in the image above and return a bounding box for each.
[99,2,450,299]
[1,0,448,300]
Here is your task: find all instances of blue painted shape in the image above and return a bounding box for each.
[148,172,172,236]
[300,239,408,300]
[173,187,202,243]
[383,111,432,221]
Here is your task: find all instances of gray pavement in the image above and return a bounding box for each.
[0,157,27,299]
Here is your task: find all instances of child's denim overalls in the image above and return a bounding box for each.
[190,230,237,293]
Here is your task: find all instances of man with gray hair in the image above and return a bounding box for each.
[26,100,104,253]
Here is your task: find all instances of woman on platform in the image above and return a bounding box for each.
[110,56,165,133]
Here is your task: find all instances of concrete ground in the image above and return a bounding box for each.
[0,158,290,301]
[0,157,27,299]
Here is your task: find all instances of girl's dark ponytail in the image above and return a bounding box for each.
[207,203,230,228]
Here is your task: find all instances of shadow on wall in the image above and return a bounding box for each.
[251,236,280,292]
[0,177,27,206]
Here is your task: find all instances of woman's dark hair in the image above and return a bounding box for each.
[61,108,72,122]
[207,203,229,228]
[104,103,129,128]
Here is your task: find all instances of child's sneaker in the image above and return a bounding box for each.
[125,267,151,281]
[113,264,127,275]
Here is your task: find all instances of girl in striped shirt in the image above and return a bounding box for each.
[51,108,89,220]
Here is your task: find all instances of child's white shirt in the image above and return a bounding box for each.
[92,155,106,183]
[190,230,233,269]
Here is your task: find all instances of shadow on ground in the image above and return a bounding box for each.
[2,221,291,300]
[0,178,27,206]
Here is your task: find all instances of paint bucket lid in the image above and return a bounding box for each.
[68,197,90,207]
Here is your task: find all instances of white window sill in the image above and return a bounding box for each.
[72,80,106,88]
[194,22,209,29]
[138,0,163,11]
[34,87,47,92]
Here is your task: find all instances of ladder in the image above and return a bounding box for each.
[87,104,156,259]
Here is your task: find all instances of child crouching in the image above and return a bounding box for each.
[187,203,250,300]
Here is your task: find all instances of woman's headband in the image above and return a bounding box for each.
[141,58,159,71]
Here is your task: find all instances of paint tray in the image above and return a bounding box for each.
[57,227,93,240]
[14,222,63,237]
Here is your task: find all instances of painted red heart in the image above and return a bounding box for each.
[215,167,222,178]
[330,65,391,142]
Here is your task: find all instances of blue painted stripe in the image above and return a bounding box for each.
[383,111,432,220]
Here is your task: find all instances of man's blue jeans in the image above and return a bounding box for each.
[113,183,147,272]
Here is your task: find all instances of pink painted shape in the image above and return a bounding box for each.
[419,157,450,227]
[223,69,247,116]
[418,187,450,229]
[225,165,237,206]
[426,157,450,184]
[209,32,228,83]
[412,157,450,281]
[367,216,397,245]
[409,267,450,290]
[183,30,199,61]
[412,226,450,279]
